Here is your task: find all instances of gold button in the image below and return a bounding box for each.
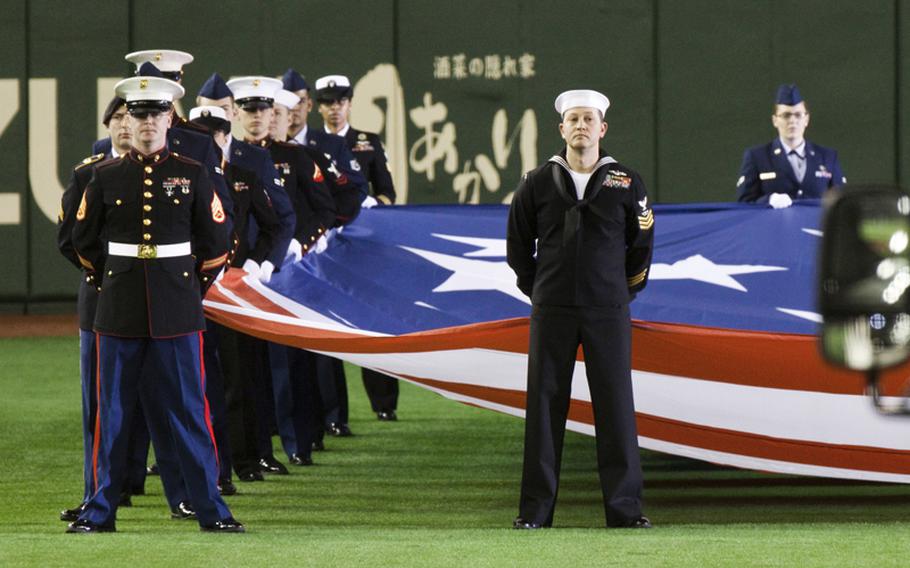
[143,219,151,226]
[310,236,316,242]
[143,204,152,212]
[173,198,180,205]
[107,270,113,276]
[143,233,151,241]
[85,276,91,282]
[154,154,160,162]
[144,191,152,198]
[202,276,209,281]
[144,179,153,186]
[115,199,122,205]
[183,272,189,277]
[144,166,153,174]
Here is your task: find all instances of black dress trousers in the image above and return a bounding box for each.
[518,303,643,527]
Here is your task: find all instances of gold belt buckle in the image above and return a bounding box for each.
[137,244,157,259]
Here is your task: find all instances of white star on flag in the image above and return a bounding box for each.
[649,254,787,292]
[399,246,530,304]
[432,234,507,257]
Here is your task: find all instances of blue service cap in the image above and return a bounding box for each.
[198,73,233,100]
[282,68,309,92]
[137,62,166,78]
[775,84,803,105]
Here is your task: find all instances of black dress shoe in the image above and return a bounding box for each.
[130,485,145,496]
[60,503,85,522]
[237,469,264,482]
[327,422,353,437]
[377,410,398,421]
[119,493,132,507]
[218,478,237,496]
[200,516,245,533]
[512,517,547,530]
[66,518,116,533]
[609,516,653,529]
[289,454,314,466]
[146,463,160,476]
[258,456,289,475]
[171,501,197,520]
[311,440,325,451]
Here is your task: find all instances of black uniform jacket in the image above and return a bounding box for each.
[300,144,362,226]
[58,153,113,330]
[507,149,654,307]
[94,121,234,233]
[72,147,229,338]
[254,138,336,254]
[225,161,281,266]
[343,127,396,205]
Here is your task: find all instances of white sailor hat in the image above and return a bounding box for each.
[189,105,231,134]
[125,49,194,82]
[189,105,227,121]
[114,76,185,113]
[273,88,301,109]
[554,89,610,117]
[314,74,353,102]
[226,76,283,110]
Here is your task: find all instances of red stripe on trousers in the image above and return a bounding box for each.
[198,331,220,473]
[91,333,102,494]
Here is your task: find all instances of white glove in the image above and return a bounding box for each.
[315,234,329,254]
[259,260,275,283]
[241,258,261,278]
[285,238,303,263]
[768,193,793,209]
[361,195,379,209]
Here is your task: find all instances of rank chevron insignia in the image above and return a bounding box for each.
[637,197,653,230]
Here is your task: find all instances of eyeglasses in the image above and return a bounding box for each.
[775,111,807,120]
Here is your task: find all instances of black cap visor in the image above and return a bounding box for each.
[237,97,274,111]
[126,100,172,117]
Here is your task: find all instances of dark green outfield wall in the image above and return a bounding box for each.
[0,0,906,308]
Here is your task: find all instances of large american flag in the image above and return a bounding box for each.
[205,202,910,483]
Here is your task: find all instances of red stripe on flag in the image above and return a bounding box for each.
[398,373,910,476]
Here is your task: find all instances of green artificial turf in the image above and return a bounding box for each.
[1,335,909,567]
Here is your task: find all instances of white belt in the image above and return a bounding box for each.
[108,241,191,259]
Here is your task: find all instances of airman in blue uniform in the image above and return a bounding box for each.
[737,84,846,208]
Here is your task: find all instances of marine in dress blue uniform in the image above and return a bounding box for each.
[67,75,243,533]
[507,90,653,530]
[737,84,846,206]
[58,97,141,522]
[315,74,401,422]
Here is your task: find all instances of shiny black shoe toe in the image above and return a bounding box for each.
[327,422,353,437]
[311,440,325,451]
[609,516,653,529]
[512,517,546,530]
[258,456,289,475]
[60,503,85,522]
[146,463,160,476]
[200,516,245,533]
[171,501,197,520]
[290,454,314,466]
[377,410,398,421]
[218,478,237,496]
[238,469,264,482]
[66,518,116,533]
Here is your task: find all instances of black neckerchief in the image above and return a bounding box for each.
[548,150,617,246]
